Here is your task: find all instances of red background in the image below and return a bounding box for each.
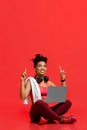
[0,0,87,130]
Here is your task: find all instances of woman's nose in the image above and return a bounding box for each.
[41,67,45,70]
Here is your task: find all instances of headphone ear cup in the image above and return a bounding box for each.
[35,76,43,83]
[44,76,49,82]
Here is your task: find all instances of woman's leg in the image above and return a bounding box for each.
[51,100,72,116]
[30,100,61,123]
[30,99,76,124]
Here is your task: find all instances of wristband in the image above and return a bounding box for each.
[61,79,65,82]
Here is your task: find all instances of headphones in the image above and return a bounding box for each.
[34,75,49,83]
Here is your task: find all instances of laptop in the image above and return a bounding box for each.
[46,86,67,103]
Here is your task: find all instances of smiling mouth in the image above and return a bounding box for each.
[40,70,45,73]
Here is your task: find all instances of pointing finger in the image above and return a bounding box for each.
[59,66,62,72]
[25,68,27,73]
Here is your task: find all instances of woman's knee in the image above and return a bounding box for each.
[66,99,72,107]
[35,99,47,106]
[35,99,44,104]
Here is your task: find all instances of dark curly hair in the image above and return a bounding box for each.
[32,54,48,68]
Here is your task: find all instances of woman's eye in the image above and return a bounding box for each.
[38,65,41,67]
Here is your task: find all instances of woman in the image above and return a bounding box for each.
[20,54,76,125]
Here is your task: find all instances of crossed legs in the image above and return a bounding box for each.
[30,99,72,123]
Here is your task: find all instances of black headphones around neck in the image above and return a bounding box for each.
[34,75,49,83]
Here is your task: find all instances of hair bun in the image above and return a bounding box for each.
[32,54,48,67]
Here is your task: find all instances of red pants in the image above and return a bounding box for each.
[30,99,72,123]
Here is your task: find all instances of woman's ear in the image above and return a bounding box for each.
[34,67,36,70]
[34,66,37,72]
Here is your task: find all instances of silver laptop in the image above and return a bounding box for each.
[46,86,67,103]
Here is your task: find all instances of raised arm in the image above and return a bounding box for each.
[20,68,31,100]
[59,66,66,86]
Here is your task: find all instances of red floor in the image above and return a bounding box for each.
[0,99,87,130]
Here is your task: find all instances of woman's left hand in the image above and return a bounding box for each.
[59,66,66,80]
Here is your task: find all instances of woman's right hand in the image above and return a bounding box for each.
[21,68,27,81]
[20,68,31,100]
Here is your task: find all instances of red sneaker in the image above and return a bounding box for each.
[59,115,77,124]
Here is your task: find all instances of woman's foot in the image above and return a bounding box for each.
[38,117,48,125]
[48,119,58,124]
[38,117,58,125]
[59,115,77,124]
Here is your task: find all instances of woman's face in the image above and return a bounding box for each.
[35,61,47,76]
